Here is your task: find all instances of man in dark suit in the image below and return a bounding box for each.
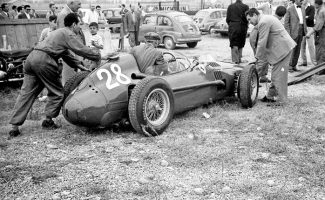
[246,8,296,106]
[300,0,316,66]
[0,3,10,19]
[226,0,249,64]
[284,0,307,72]
[18,5,33,19]
[125,4,141,47]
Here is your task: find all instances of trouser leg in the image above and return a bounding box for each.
[290,26,303,68]
[231,46,239,63]
[267,51,291,103]
[300,36,307,64]
[306,27,317,65]
[9,74,44,126]
[239,48,243,63]
[36,66,64,119]
[128,31,136,47]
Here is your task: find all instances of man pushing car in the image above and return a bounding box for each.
[8,13,110,138]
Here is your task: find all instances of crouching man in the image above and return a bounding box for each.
[8,13,102,138]
[130,32,168,76]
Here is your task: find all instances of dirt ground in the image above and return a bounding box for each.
[1,34,325,200]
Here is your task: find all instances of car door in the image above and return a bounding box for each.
[138,14,157,42]
[155,15,174,38]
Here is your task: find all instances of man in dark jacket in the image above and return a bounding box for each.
[125,4,141,47]
[17,5,33,19]
[226,0,249,64]
[8,13,102,138]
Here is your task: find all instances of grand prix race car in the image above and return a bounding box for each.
[62,51,259,136]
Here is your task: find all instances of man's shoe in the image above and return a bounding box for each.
[260,96,276,103]
[260,77,271,83]
[299,63,307,66]
[42,119,60,129]
[8,129,21,138]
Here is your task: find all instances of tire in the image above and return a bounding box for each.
[164,36,176,50]
[63,71,90,100]
[238,64,259,108]
[128,77,175,136]
[187,42,198,48]
[208,26,214,34]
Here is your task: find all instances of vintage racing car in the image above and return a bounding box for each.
[62,51,259,136]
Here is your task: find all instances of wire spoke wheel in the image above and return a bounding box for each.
[145,88,170,126]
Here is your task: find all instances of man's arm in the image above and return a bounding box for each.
[226,6,231,24]
[255,19,271,60]
[284,8,291,34]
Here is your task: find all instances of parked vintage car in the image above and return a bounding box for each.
[211,17,254,36]
[193,9,227,34]
[62,51,259,136]
[0,49,32,83]
[138,11,201,50]
[102,8,122,25]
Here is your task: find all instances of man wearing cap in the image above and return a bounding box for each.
[130,32,168,75]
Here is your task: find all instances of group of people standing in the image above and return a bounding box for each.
[226,0,325,106]
[0,3,39,19]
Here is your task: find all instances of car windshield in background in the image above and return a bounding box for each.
[174,15,193,23]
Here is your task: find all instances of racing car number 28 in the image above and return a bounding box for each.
[96,64,131,90]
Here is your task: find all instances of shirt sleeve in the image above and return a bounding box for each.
[65,33,101,62]
[314,10,325,31]
[97,35,103,47]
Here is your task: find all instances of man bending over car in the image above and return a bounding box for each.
[8,13,107,138]
[130,32,168,76]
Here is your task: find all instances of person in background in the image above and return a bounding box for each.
[306,0,325,66]
[96,5,106,24]
[0,3,10,19]
[300,0,316,66]
[31,9,39,18]
[39,15,57,42]
[125,4,141,47]
[88,22,103,70]
[46,3,57,19]
[246,8,296,106]
[15,6,23,19]
[257,0,273,15]
[130,32,168,75]
[18,5,33,19]
[8,13,102,138]
[226,0,249,64]
[285,0,307,72]
[9,5,17,19]
[83,4,99,25]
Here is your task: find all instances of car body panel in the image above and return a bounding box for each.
[193,9,227,33]
[62,52,243,128]
[139,11,201,46]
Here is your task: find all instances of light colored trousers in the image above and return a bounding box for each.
[300,27,317,65]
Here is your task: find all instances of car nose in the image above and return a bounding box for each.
[63,98,83,125]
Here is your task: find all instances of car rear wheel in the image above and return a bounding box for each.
[128,77,175,136]
[164,37,176,50]
[238,64,259,108]
[63,71,90,100]
[187,42,198,48]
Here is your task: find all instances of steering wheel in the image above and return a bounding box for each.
[163,52,176,63]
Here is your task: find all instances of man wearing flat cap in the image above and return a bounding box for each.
[130,32,168,75]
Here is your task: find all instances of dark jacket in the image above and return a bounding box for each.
[18,13,33,19]
[305,4,315,27]
[226,0,249,25]
[125,10,141,32]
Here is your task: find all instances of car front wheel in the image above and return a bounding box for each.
[63,71,90,100]
[128,77,175,136]
[237,64,259,108]
[164,36,176,50]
